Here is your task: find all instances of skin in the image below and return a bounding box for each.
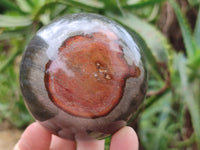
[14,122,139,150]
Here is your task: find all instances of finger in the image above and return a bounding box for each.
[110,126,139,150]
[14,122,52,150]
[50,135,76,150]
[76,139,105,150]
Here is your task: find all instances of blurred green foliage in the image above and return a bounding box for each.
[0,0,200,149]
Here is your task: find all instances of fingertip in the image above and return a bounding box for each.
[76,139,105,150]
[16,122,52,150]
[50,135,76,150]
[13,142,20,150]
[110,126,139,150]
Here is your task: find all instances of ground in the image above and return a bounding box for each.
[0,122,22,150]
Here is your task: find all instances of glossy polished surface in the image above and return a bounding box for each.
[45,32,141,118]
[20,13,147,140]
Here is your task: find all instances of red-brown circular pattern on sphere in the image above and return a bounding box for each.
[45,31,140,118]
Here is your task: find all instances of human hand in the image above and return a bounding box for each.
[14,122,138,150]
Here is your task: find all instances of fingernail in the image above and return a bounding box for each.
[13,143,20,150]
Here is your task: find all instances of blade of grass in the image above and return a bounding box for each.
[0,27,31,40]
[16,0,32,13]
[194,7,200,48]
[176,54,200,149]
[0,26,33,72]
[169,0,196,58]
[187,50,200,69]
[128,89,170,124]
[139,91,172,150]
[123,0,165,9]
[72,0,104,10]
[188,0,200,6]
[33,0,103,21]
[153,106,171,150]
[0,15,32,27]
[101,0,123,14]
[105,136,111,150]
[0,46,22,73]
[174,133,196,148]
[26,0,35,7]
[0,0,25,13]
[29,0,45,8]
[0,31,22,40]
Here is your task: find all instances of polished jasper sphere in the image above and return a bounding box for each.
[20,13,147,140]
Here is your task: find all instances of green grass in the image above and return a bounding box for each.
[0,0,200,149]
